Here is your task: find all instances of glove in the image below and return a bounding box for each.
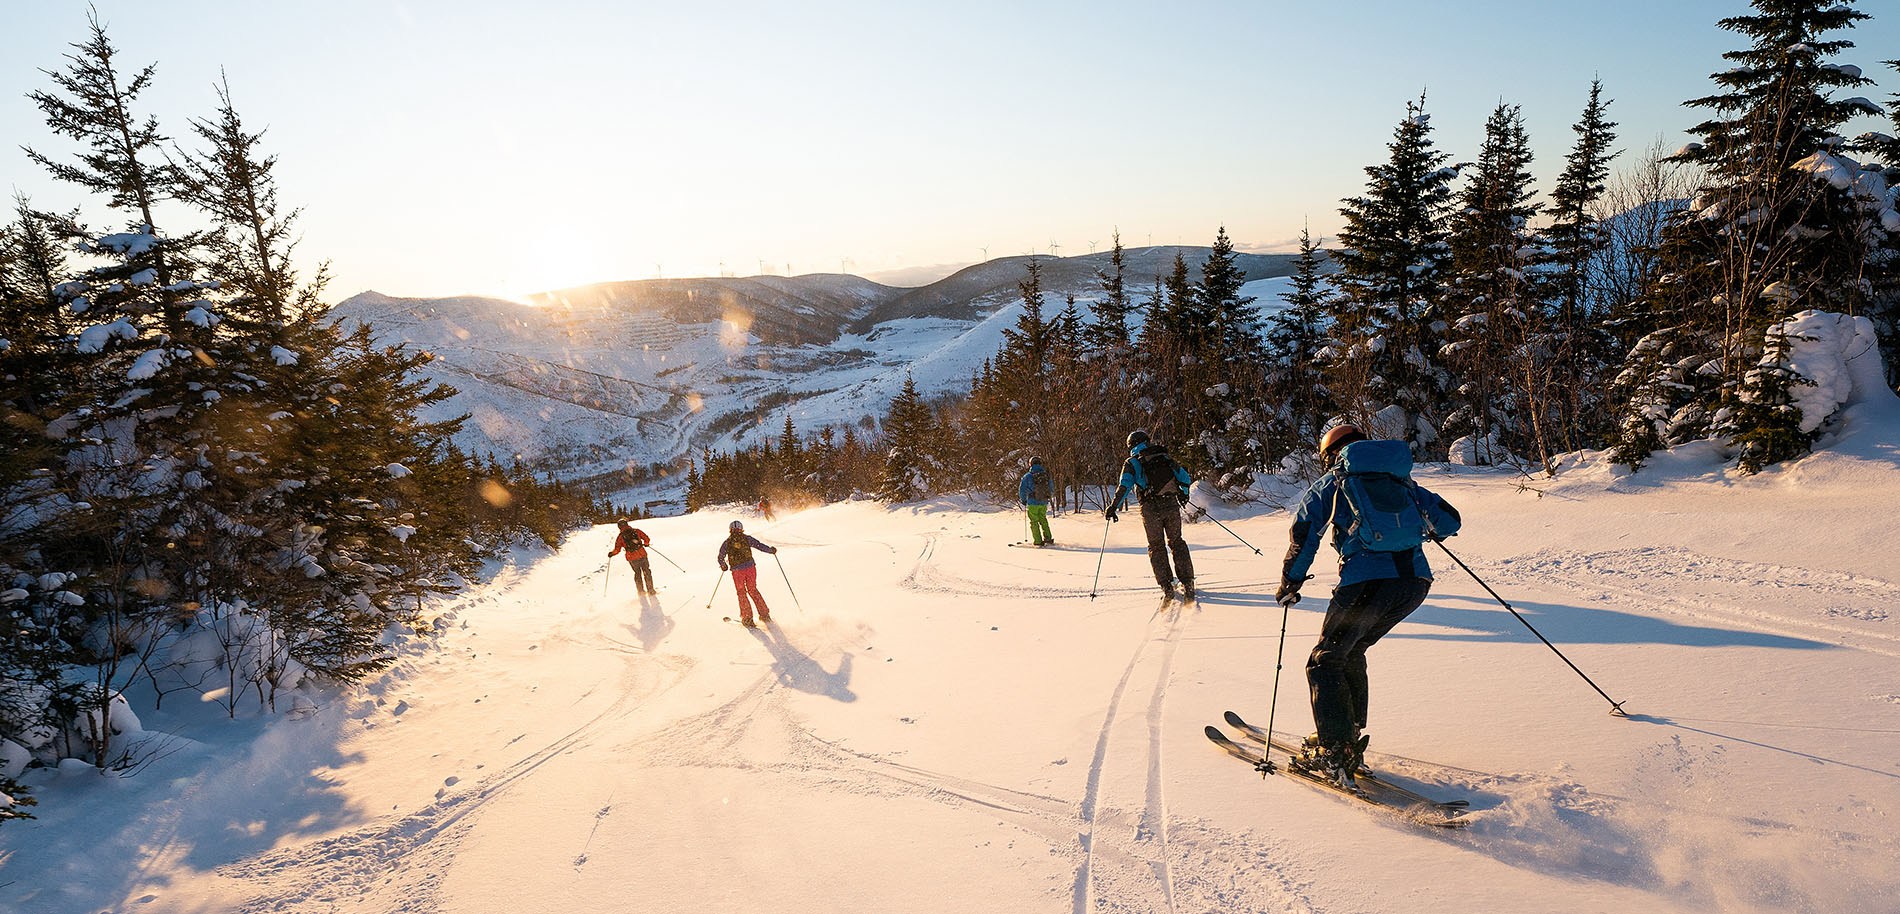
[1275,580,1303,607]
[1105,506,1119,522]
[1177,490,1192,507]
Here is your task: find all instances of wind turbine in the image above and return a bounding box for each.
[1048,238,1061,257]
[1088,239,1099,254]
[978,244,990,262]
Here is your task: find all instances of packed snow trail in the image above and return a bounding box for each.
[8,453,1900,912]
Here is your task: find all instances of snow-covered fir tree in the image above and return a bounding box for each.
[1442,102,1541,466]
[1541,79,1621,454]
[878,375,941,502]
[1326,95,1460,452]
[1262,226,1332,462]
[1614,0,1895,470]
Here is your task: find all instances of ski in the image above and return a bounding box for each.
[1205,725,1267,766]
[721,616,771,628]
[1219,711,1470,824]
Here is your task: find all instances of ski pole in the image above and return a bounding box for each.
[1259,593,1296,773]
[603,559,612,596]
[705,570,725,610]
[1433,539,1628,716]
[773,553,805,614]
[646,545,685,572]
[1088,515,1112,599]
[1200,510,1263,556]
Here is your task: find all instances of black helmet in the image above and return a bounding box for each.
[1029,455,1044,467]
[1126,429,1150,450]
[616,519,630,528]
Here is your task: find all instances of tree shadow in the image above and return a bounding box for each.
[2,707,374,914]
[1390,593,1833,651]
[752,627,857,703]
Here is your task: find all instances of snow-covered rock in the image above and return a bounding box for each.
[0,738,29,779]
[1768,310,1891,434]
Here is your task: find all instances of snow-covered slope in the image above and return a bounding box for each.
[328,250,1303,503]
[7,361,1900,912]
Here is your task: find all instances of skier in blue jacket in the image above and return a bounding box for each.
[1106,430,1196,599]
[1017,456,1054,546]
[1277,424,1462,784]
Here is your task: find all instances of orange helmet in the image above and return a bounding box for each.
[1319,424,1366,457]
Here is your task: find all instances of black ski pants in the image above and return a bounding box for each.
[1140,500,1194,590]
[1306,575,1432,748]
[626,555,655,594]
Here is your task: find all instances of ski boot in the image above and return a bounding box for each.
[1291,735,1369,792]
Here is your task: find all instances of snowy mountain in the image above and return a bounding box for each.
[328,249,1301,505]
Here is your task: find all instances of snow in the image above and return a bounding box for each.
[91,229,158,257]
[0,739,27,779]
[10,444,1900,912]
[270,345,299,366]
[9,429,1900,912]
[125,348,168,381]
[183,306,218,328]
[1794,150,1858,189]
[75,319,138,353]
[386,463,412,478]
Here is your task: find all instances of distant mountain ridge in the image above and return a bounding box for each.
[330,246,1304,505]
[851,246,1300,331]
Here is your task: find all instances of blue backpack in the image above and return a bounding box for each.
[1331,440,1433,552]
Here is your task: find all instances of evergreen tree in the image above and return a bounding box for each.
[1443,102,1540,465]
[1198,226,1261,361]
[23,12,186,325]
[1088,231,1132,351]
[172,74,315,324]
[1262,225,1332,459]
[878,375,940,502]
[1615,0,1888,470]
[1327,95,1460,451]
[1542,80,1621,454]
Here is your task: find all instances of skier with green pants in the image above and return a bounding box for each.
[1017,456,1054,546]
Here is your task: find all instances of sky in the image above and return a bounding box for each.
[4,0,1898,300]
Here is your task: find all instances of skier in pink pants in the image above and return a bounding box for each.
[716,520,779,627]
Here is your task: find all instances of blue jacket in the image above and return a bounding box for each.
[1018,466,1051,506]
[1111,443,1192,511]
[1282,463,1461,588]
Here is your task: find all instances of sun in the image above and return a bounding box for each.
[486,234,625,303]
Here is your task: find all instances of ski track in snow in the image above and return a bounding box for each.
[897,527,1321,914]
[217,629,689,912]
[1487,545,1900,656]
